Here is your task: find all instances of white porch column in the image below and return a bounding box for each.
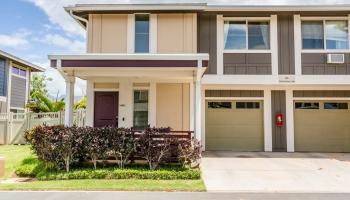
[263,89,273,152]
[189,81,195,131]
[119,81,133,127]
[148,82,157,127]
[286,89,295,152]
[86,80,94,127]
[194,60,202,141]
[64,76,75,126]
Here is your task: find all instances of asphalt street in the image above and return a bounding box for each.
[0,192,350,200]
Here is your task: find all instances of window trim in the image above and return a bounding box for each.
[223,17,272,53]
[300,16,350,53]
[11,65,27,79]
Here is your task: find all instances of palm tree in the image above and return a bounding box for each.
[27,91,65,113]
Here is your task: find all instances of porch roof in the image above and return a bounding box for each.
[49,53,209,68]
[49,53,209,80]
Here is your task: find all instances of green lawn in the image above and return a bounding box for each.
[0,179,205,191]
[0,145,32,178]
[0,145,206,191]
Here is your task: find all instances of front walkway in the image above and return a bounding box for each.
[201,151,350,192]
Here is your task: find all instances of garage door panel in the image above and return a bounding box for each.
[295,101,350,153]
[205,100,264,151]
[206,138,263,151]
[206,111,262,125]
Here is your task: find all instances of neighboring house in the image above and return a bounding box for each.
[0,50,45,113]
[50,1,350,153]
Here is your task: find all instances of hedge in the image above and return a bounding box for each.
[16,157,201,180]
[24,125,201,172]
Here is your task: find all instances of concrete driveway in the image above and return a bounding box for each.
[201,151,350,192]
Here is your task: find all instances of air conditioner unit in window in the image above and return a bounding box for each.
[327,54,344,64]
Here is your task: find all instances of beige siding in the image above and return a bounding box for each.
[88,14,128,53]
[94,83,119,89]
[157,14,197,53]
[156,83,190,131]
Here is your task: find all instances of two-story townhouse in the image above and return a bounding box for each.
[50,1,350,153]
[0,50,45,113]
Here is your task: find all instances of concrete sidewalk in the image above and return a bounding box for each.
[0,192,350,200]
[201,152,350,192]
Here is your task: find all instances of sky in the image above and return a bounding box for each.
[0,0,349,98]
[0,0,88,98]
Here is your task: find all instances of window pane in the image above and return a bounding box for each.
[208,102,232,109]
[224,21,246,49]
[236,102,260,109]
[324,102,348,109]
[295,102,319,109]
[302,21,324,49]
[248,22,270,49]
[135,14,149,53]
[326,20,349,50]
[12,67,19,75]
[133,90,148,129]
[19,69,26,77]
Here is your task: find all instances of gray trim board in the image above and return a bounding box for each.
[198,13,217,74]
[294,90,350,98]
[278,13,295,74]
[205,90,264,97]
[224,53,272,75]
[10,76,26,108]
[302,54,350,75]
[271,90,287,152]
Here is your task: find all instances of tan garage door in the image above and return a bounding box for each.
[205,100,264,151]
[295,101,350,152]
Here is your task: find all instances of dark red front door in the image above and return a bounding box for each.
[94,92,119,127]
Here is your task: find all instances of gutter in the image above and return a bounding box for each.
[68,10,88,29]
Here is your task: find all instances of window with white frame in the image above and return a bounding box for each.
[224,20,270,50]
[133,90,148,129]
[12,66,26,77]
[301,19,349,50]
[135,14,150,53]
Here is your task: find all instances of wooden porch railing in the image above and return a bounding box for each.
[131,130,194,140]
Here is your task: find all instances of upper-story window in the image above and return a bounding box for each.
[224,20,270,50]
[12,66,26,78]
[135,14,150,53]
[302,20,349,50]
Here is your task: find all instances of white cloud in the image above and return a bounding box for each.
[39,34,85,52]
[0,30,30,49]
[32,61,86,98]
[27,0,132,38]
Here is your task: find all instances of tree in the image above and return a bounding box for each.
[27,91,65,113]
[30,74,51,98]
[27,74,65,113]
[74,96,87,110]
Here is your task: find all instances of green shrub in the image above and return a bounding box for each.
[15,156,46,177]
[16,157,200,180]
[25,125,201,171]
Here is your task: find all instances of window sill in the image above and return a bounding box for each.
[301,49,350,54]
[223,50,272,54]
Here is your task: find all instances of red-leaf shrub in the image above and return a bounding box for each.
[137,127,173,170]
[107,127,136,168]
[25,125,201,171]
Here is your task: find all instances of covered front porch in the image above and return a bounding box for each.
[49,53,209,140]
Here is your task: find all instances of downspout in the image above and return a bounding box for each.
[69,10,89,52]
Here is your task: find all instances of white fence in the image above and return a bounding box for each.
[0,110,86,144]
